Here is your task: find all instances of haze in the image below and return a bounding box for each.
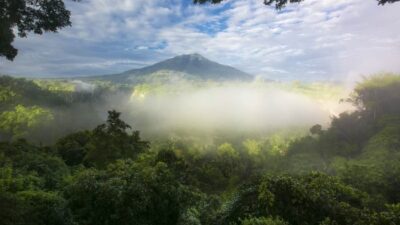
[113,82,353,137]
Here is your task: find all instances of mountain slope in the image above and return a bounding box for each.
[94,54,252,83]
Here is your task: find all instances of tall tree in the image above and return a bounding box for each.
[83,110,149,168]
[0,0,78,61]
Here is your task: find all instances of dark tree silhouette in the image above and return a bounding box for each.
[195,0,400,9]
[0,0,80,61]
[310,124,323,135]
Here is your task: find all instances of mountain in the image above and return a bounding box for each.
[92,54,252,83]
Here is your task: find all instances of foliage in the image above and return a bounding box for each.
[65,160,194,225]
[0,76,67,109]
[0,74,400,225]
[0,105,54,140]
[17,190,73,225]
[56,131,91,166]
[0,0,76,60]
[34,80,76,93]
[240,217,289,225]
[0,140,69,189]
[83,110,150,168]
[353,73,400,119]
[216,173,370,225]
[55,111,150,168]
[0,145,72,225]
[0,75,130,143]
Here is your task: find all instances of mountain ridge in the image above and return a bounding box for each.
[91,53,252,83]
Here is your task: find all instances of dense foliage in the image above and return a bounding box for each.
[0,0,77,60]
[0,74,400,225]
[0,76,131,143]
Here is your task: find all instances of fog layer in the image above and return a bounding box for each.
[119,83,352,136]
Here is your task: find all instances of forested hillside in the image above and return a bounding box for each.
[0,76,132,143]
[0,75,346,143]
[1,74,400,225]
[2,0,399,224]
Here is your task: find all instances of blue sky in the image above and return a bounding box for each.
[0,0,400,81]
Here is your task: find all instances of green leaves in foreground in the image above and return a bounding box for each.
[65,160,191,225]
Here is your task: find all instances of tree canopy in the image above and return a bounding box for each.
[1,74,400,225]
[0,0,76,60]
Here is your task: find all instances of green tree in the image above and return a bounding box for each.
[219,173,372,225]
[0,164,72,225]
[0,0,79,60]
[215,143,242,179]
[0,76,67,109]
[240,217,289,225]
[65,160,193,225]
[18,191,73,225]
[0,165,27,225]
[352,74,400,121]
[0,105,53,140]
[0,140,69,189]
[83,110,149,168]
[310,124,323,136]
[56,131,91,166]
[378,204,400,225]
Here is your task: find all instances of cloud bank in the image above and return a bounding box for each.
[0,0,399,80]
[119,84,352,136]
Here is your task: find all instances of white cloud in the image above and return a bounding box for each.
[0,0,399,80]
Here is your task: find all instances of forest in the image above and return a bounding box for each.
[1,73,400,225]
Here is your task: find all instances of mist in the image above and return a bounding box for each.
[13,78,353,143]
[107,82,354,137]
[71,80,96,92]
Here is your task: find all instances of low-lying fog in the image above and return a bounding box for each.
[108,83,353,137]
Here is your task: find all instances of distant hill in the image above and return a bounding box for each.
[89,54,252,83]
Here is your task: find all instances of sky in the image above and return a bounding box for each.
[0,0,399,81]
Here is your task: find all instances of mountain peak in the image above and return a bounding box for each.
[170,53,211,64]
[97,54,253,83]
[175,53,207,60]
